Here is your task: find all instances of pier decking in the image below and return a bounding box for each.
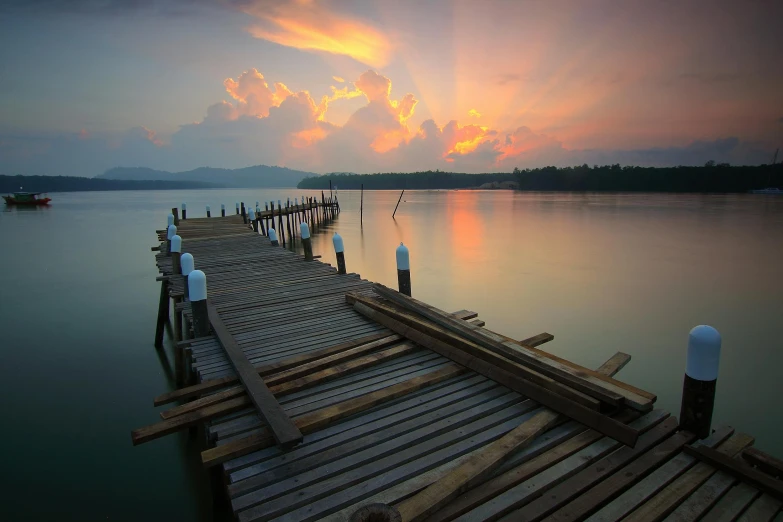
[134,206,783,522]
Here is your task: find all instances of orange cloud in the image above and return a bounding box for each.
[332,76,345,83]
[468,109,481,118]
[236,1,392,67]
[224,69,294,117]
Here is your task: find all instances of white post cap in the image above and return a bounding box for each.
[188,270,207,302]
[181,203,186,210]
[256,201,259,207]
[686,325,721,381]
[295,198,299,205]
[236,202,239,209]
[206,205,210,211]
[167,224,177,239]
[171,235,182,253]
[396,242,410,270]
[333,233,344,253]
[300,222,311,239]
[278,200,281,205]
[180,253,194,275]
[268,228,278,241]
[167,213,175,227]
[221,203,225,210]
[249,208,256,219]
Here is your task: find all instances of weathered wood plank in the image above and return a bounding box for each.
[353,301,639,447]
[736,494,782,522]
[743,447,783,479]
[700,482,760,522]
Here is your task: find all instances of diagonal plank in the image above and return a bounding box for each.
[207,302,303,448]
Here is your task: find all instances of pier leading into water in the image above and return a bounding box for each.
[133,198,783,522]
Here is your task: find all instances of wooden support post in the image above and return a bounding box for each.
[188,270,210,338]
[277,200,286,247]
[301,222,313,261]
[285,202,293,242]
[680,325,721,439]
[396,242,411,296]
[258,211,265,236]
[206,205,211,218]
[265,202,270,232]
[170,235,182,275]
[181,203,186,220]
[154,279,169,349]
[393,189,405,218]
[235,202,239,215]
[360,183,363,227]
[240,202,246,224]
[221,204,226,217]
[172,207,179,225]
[166,224,177,257]
[333,233,346,274]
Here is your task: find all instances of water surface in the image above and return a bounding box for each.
[2,189,781,521]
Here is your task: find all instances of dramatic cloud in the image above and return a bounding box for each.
[0,67,774,176]
[232,0,392,67]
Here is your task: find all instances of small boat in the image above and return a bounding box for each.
[3,191,52,206]
[750,187,783,195]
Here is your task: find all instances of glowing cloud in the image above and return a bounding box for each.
[223,68,294,118]
[468,109,481,118]
[332,76,345,83]
[235,0,392,67]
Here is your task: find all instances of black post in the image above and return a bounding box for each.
[680,326,721,439]
[392,189,405,218]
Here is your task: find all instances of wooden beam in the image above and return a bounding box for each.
[372,284,654,411]
[596,352,632,376]
[199,364,466,467]
[353,302,639,447]
[349,296,602,411]
[206,303,302,448]
[743,447,783,478]
[684,445,783,501]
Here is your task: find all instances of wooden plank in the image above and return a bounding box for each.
[200,364,466,467]
[684,445,783,501]
[351,297,602,411]
[736,494,782,522]
[396,409,561,522]
[389,346,635,522]
[353,301,639,447]
[596,352,632,376]
[700,483,760,522]
[371,284,655,410]
[154,332,400,406]
[622,433,756,522]
[207,303,303,448]
[744,447,783,479]
[584,426,735,522]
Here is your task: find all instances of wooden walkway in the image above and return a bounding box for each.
[139,211,783,522]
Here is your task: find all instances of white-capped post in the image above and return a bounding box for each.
[396,242,411,296]
[188,270,210,338]
[301,222,313,261]
[167,213,175,228]
[206,205,211,218]
[333,233,346,274]
[221,203,226,217]
[235,202,240,215]
[181,203,187,220]
[269,228,279,246]
[249,207,258,233]
[680,325,721,439]
[170,234,182,274]
[180,253,194,300]
[166,224,177,256]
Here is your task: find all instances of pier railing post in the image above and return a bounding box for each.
[680,325,721,439]
[171,235,182,275]
[269,228,279,246]
[188,270,210,338]
[249,208,258,233]
[396,242,411,296]
[167,213,174,228]
[181,203,187,220]
[206,205,211,218]
[166,224,177,256]
[301,222,313,261]
[221,204,226,217]
[180,253,194,301]
[241,202,246,224]
[235,202,239,215]
[172,207,179,226]
[333,233,346,274]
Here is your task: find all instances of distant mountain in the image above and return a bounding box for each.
[97,164,316,188]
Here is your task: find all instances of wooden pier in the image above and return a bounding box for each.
[134,203,783,522]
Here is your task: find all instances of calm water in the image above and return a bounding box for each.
[1,189,782,521]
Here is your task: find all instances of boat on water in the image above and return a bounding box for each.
[3,191,52,206]
[750,187,783,195]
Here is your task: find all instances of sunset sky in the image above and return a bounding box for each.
[1,0,781,175]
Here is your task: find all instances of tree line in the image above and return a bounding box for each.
[297,163,783,192]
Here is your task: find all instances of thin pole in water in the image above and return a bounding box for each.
[392,189,405,219]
